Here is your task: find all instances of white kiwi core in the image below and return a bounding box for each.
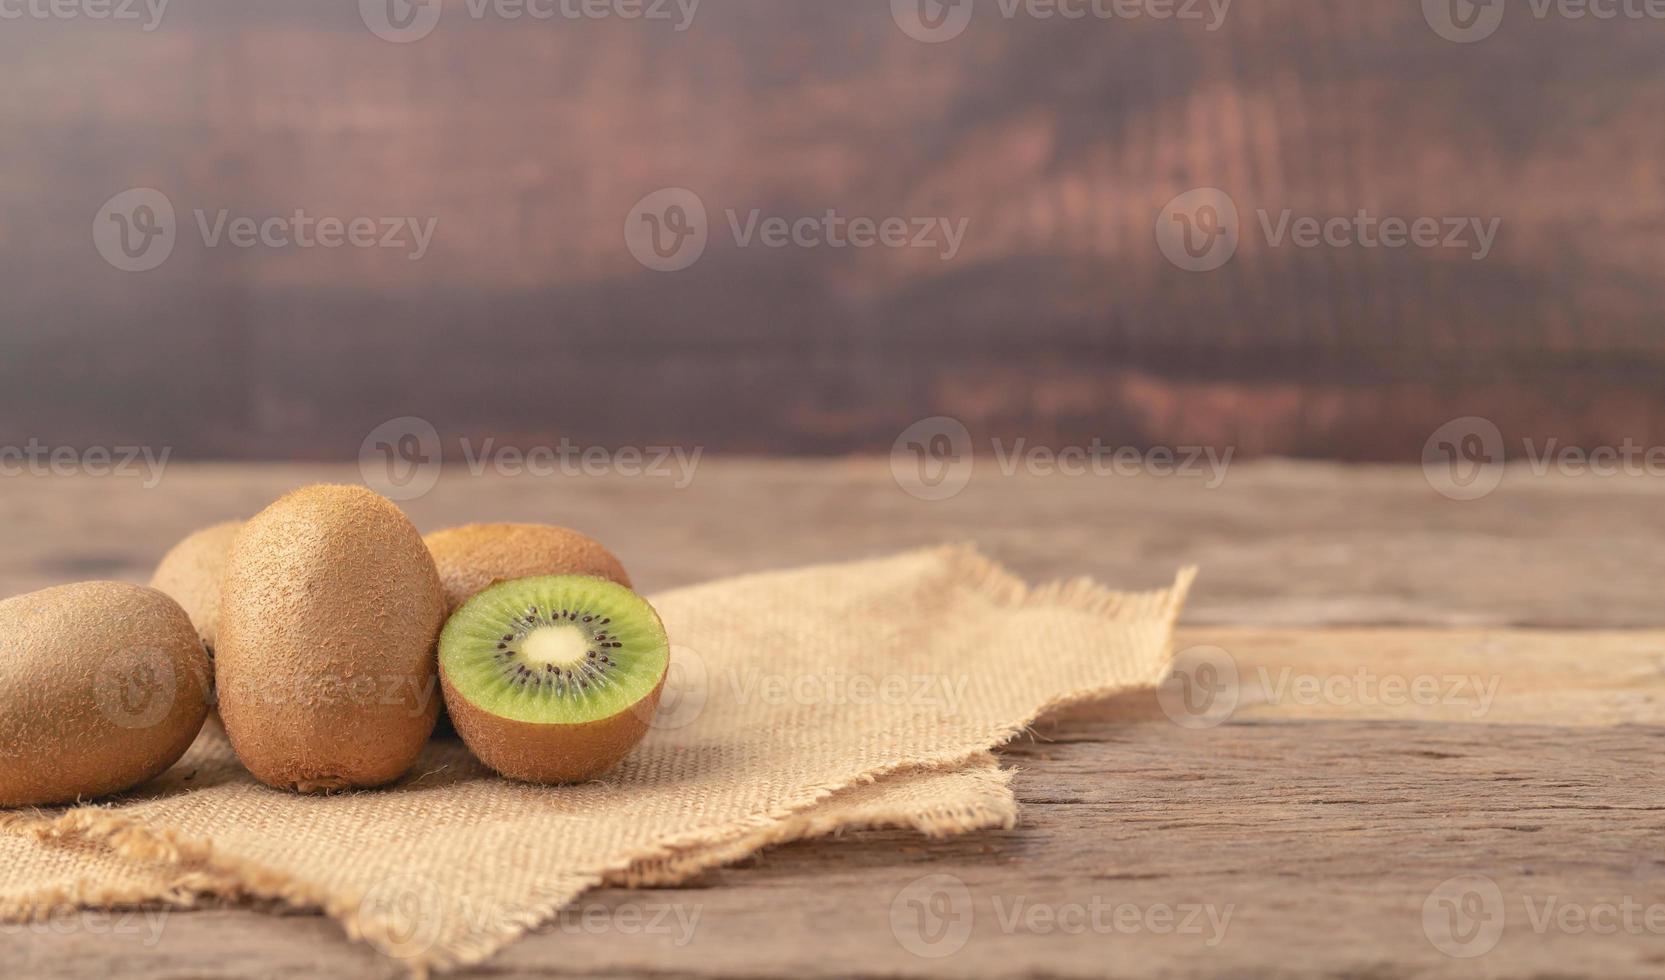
[520,625,592,669]
[440,575,672,724]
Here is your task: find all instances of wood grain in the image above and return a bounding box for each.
[4,4,1665,457]
[6,687,1663,978]
[1,462,1662,977]
[3,460,1663,627]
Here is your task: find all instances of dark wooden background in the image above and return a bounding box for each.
[2,1,1663,460]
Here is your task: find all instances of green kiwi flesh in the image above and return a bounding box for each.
[440,576,669,783]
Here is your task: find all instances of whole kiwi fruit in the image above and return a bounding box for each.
[440,575,669,784]
[0,582,211,808]
[149,520,241,657]
[216,485,444,793]
[425,523,632,614]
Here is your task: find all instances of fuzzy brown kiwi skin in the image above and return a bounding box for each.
[0,583,211,809]
[442,670,666,784]
[149,520,241,658]
[425,524,632,615]
[216,485,444,794]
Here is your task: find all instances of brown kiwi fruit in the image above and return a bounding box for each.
[425,523,631,614]
[148,520,241,657]
[216,485,444,793]
[440,575,669,784]
[0,582,211,808]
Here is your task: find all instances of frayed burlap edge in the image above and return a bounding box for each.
[0,763,1020,977]
[608,760,1021,888]
[0,547,1196,975]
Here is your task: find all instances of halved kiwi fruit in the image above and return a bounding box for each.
[425,523,631,615]
[440,575,669,784]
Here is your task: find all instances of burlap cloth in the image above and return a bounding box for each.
[0,546,1194,973]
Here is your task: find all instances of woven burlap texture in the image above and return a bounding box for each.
[0,546,1195,972]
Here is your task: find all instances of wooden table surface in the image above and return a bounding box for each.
[4,460,1664,978]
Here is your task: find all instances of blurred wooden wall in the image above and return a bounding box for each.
[1,0,1662,459]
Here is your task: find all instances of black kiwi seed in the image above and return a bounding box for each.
[441,576,675,787]
[476,594,646,696]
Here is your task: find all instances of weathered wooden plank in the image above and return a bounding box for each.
[6,714,1662,979]
[3,465,1662,977]
[2,462,1662,628]
[5,5,1665,456]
